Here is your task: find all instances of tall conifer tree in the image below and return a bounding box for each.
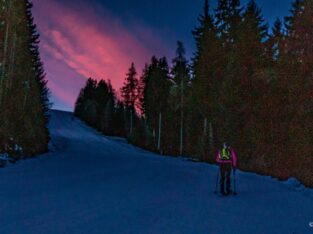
[0,0,50,156]
[121,63,138,109]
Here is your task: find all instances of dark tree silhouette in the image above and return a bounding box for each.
[0,0,50,158]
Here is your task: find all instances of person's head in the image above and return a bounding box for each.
[223,142,229,149]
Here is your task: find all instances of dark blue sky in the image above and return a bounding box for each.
[87,0,294,58]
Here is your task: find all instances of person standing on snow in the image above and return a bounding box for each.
[216,142,237,195]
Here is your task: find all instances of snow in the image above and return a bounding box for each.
[0,110,312,234]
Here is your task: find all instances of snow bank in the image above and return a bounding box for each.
[283,177,313,199]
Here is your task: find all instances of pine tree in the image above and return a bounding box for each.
[238,0,268,73]
[142,57,159,126]
[102,97,114,135]
[113,101,126,137]
[26,0,51,152]
[95,80,109,111]
[235,0,269,154]
[211,0,243,146]
[0,0,11,109]
[266,19,284,63]
[259,18,285,168]
[74,78,97,121]
[0,0,17,151]
[94,80,109,130]
[75,78,98,125]
[191,0,222,159]
[278,0,313,184]
[141,56,170,152]
[0,0,50,156]
[120,63,138,109]
[74,78,118,136]
[284,0,304,33]
[169,41,191,155]
[137,64,148,115]
[215,0,243,46]
[120,63,139,135]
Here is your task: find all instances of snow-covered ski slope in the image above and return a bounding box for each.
[0,110,312,234]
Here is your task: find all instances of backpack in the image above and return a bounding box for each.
[220,148,231,160]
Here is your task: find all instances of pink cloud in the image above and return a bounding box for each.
[48,78,74,107]
[32,0,171,111]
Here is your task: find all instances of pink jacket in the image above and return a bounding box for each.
[216,148,237,168]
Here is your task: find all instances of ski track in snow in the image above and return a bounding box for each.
[0,110,312,234]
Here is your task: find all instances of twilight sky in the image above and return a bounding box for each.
[32,0,293,111]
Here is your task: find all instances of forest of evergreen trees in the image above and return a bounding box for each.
[75,0,312,186]
[0,0,50,159]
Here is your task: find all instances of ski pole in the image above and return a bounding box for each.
[214,167,220,194]
[233,168,237,195]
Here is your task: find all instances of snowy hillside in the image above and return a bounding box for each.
[0,110,312,234]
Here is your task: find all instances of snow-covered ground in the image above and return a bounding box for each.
[0,110,312,234]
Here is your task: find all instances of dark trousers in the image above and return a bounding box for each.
[220,163,232,193]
